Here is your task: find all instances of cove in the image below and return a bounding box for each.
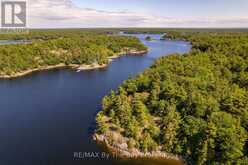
[0,34,191,165]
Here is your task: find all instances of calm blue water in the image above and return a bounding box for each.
[0,34,191,165]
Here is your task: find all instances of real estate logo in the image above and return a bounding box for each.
[1,0,26,28]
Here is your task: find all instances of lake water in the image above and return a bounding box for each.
[0,34,191,165]
[0,40,31,45]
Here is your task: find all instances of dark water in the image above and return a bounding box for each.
[0,34,191,165]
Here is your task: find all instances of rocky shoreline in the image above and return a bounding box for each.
[93,132,184,163]
[0,50,147,79]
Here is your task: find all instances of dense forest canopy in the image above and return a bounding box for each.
[0,31,147,76]
[96,32,248,165]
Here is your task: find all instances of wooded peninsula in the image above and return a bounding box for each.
[95,31,248,165]
[0,30,147,78]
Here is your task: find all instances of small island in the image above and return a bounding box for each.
[145,36,152,41]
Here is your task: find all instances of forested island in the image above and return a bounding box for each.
[95,31,248,165]
[0,30,147,78]
[145,36,152,41]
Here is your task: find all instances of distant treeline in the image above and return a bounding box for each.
[1,28,248,40]
[0,29,118,40]
[0,31,147,76]
[96,32,248,164]
[119,28,248,34]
